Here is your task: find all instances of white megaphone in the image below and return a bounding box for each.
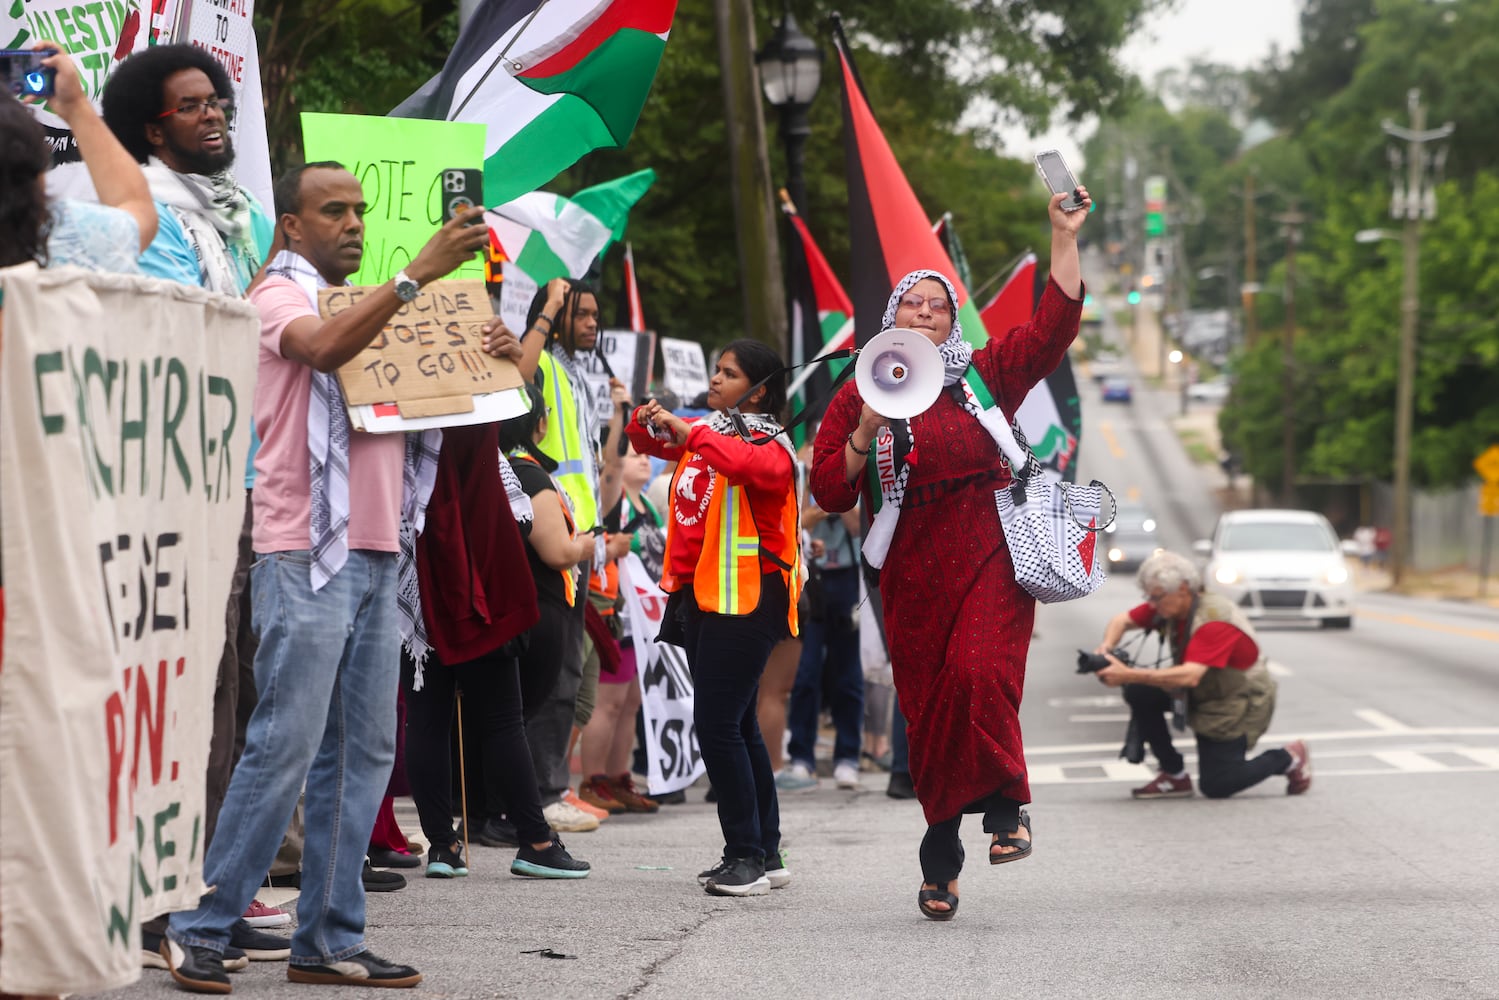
[854,327,944,419]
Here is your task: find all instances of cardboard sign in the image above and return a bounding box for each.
[319,279,524,422]
[300,113,487,286]
[0,265,257,996]
[660,336,708,402]
[578,330,656,428]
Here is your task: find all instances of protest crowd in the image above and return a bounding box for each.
[0,5,1312,997]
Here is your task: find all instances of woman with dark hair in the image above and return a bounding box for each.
[0,43,156,273]
[810,189,1091,921]
[626,338,801,897]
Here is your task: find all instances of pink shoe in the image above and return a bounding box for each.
[243,898,291,928]
[1131,772,1194,799]
[1284,740,1312,795]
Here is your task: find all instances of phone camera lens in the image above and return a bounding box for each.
[25,71,46,93]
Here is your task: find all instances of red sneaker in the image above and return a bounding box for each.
[243,898,291,928]
[1284,740,1312,795]
[1131,772,1194,799]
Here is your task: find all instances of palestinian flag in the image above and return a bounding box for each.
[486,168,655,283]
[983,253,1083,482]
[393,0,678,206]
[782,193,855,429]
[621,242,645,332]
[837,37,985,349]
[933,212,974,292]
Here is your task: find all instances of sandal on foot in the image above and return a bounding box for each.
[917,881,959,921]
[990,809,1033,865]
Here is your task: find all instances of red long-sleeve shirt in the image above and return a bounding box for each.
[625,414,794,589]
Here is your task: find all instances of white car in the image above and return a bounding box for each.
[1187,378,1231,404]
[1194,509,1355,628]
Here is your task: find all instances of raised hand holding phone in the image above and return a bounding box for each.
[1034,149,1087,212]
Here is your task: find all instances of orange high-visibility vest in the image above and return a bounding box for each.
[661,455,801,636]
[513,453,577,607]
[588,557,620,613]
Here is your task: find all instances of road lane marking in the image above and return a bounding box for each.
[1371,750,1446,772]
[1068,713,1131,723]
[1266,660,1293,678]
[1027,725,1499,756]
[1098,420,1126,459]
[1355,607,1499,644]
[1047,696,1128,708]
[1354,708,1412,732]
[1455,748,1499,767]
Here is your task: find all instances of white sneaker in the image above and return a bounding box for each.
[833,760,861,789]
[776,761,818,791]
[543,800,601,833]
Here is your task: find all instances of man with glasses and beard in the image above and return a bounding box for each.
[100,43,283,972]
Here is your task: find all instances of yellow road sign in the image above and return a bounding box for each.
[1481,483,1499,517]
[1475,444,1499,483]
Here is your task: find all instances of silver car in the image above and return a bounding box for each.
[1194,509,1355,629]
[1105,502,1162,571]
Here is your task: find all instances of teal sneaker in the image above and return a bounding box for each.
[511,837,590,879]
[425,843,468,878]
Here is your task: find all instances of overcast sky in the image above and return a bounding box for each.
[1010,0,1303,170]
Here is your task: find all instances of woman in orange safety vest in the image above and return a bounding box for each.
[626,339,801,899]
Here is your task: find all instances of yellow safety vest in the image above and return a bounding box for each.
[536,351,598,532]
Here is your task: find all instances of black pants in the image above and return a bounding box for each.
[679,573,788,861]
[919,790,1024,884]
[1123,684,1185,775]
[1195,734,1293,799]
[400,649,551,849]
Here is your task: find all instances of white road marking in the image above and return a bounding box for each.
[1068,713,1131,723]
[1371,750,1446,773]
[1354,708,1412,732]
[1266,660,1293,677]
[1027,726,1499,757]
[1455,747,1499,768]
[1047,696,1125,708]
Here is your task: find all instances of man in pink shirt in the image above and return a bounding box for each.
[162,161,489,994]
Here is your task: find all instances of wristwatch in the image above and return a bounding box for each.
[393,269,421,302]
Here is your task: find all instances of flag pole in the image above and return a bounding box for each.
[971,248,1036,306]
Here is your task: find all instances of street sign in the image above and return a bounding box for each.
[1480,483,1499,518]
[1475,445,1499,483]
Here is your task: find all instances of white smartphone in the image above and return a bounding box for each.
[1034,149,1085,212]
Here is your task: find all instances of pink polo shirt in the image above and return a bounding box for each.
[250,277,404,554]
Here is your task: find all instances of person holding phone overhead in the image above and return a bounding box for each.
[810,189,1091,922]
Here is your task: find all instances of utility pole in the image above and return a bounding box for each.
[1276,209,1304,506]
[713,0,789,357]
[1382,90,1453,587]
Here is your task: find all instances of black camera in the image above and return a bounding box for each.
[1075,647,1129,674]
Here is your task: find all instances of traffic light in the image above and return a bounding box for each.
[1127,291,1142,305]
[1144,175,1166,238]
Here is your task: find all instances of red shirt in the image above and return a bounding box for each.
[625,415,794,588]
[1127,604,1259,670]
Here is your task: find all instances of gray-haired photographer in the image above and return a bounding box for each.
[1089,551,1313,800]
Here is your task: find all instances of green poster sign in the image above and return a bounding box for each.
[300,113,488,286]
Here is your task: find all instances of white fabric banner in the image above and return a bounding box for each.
[618,553,705,795]
[659,336,708,403]
[0,265,259,996]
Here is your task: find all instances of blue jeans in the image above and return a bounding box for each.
[169,550,398,966]
[787,567,863,768]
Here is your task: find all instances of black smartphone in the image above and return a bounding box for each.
[0,49,56,99]
[1034,149,1085,212]
[440,168,484,226]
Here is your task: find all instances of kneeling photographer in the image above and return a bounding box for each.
[1090,551,1312,800]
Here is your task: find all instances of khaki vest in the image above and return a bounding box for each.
[1171,593,1277,746]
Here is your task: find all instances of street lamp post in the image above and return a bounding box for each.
[1381,90,1454,587]
[756,7,822,219]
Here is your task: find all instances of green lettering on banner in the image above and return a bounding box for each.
[299,113,486,287]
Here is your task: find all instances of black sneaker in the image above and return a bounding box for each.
[286,951,422,988]
[511,837,590,879]
[697,856,732,885]
[229,919,291,961]
[477,816,519,848]
[704,856,769,897]
[426,843,468,879]
[363,858,406,892]
[764,849,791,889]
[367,847,421,869]
[160,937,232,994]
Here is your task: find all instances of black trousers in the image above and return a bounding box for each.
[679,573,788,862]
[400,648,551,849]
[1123,683,1185,775]
[918,790,1024,884]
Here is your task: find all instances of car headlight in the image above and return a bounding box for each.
[1325,565,1349,585]
[1214,565,1240,585]
[1141,518,1157,533]
[1108,547,1124,562]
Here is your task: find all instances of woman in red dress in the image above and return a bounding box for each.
[810,189,1090,920]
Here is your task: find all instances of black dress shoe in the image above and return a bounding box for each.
[649,789,687,805]
[363,859,406,891]
[886,771,917,800]
[287,951,421,987]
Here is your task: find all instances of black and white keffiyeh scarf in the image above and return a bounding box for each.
[862,269,1019,569]
[144,158,256,294]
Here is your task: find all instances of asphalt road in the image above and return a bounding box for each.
[92,285,1499,1000]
